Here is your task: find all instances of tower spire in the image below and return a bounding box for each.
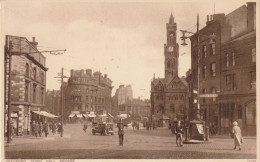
[169,12,174,24]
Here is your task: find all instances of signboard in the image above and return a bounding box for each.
[199,94,218,98]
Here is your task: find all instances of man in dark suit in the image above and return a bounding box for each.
[117,118,125,146]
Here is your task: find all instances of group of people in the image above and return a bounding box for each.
[31,121,62,137]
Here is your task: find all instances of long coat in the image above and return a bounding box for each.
[117,123,124,135]
[232,125,243,147]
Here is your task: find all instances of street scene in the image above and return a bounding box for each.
[2,0,257,160]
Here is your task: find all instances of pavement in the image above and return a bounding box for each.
[4,124,257,159]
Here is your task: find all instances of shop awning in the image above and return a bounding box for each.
[77,114,83,118]
[69,114,76,118]
[32,111,59,118]
[87,114,96,118]
[107,113,114,118]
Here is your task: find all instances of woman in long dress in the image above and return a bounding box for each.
[232,121,243,150]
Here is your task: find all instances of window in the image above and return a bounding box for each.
[91,96,93,103]
[202,65,206,79]
[225,53,229,67]
[232,52,235,66]
[211,63,216,77]
[250,71,256,89]
[237,105,242,119]
[33,67,36,80]
[33,84,37,103]
[202,45,207,58]
[210,43,215,55]
[41,72,44,83]
[167,60,171,69]
[86,96,88,101]
[41,88,44,104]
[170,104,175,113]
[226,74,236,90]
[246,101,256,125]
[25,81,29,102]
[25,63,29,77]
[252,48,256,62]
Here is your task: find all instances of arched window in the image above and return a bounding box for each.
[167,60,171,69]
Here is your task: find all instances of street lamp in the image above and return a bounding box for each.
[180,14,215,141]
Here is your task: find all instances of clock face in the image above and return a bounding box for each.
[168,46,174,52]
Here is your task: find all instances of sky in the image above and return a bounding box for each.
[1,0,250,99]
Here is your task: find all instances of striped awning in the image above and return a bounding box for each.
[32,111,58,118]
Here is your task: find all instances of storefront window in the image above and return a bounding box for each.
[246,101,256,125]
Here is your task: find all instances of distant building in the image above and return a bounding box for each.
[113,85,133,115]
[5,36,47,136]
[45,90,60,115]
[130,98,151,120]
[64,69,113,118]
[150,14,188,126]
[188,2,256,135]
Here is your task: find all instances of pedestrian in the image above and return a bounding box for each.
[175,121,184,147]
[43,122,49,137]
[38,122,43,137]
[117,118,125,146]
[10,121,15,141]
[34,122,39,137]
[232,121,243,150]
[83,121,88,133]
[52,122,56,134]
[32,121,36,136]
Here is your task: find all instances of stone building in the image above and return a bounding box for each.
[150,14,188,125]
[112,85,133,115]
[130,98,151,120]
[45,90,60,115]
[188,2,256,135]
[5,36,47,136]
[64,69,113,118]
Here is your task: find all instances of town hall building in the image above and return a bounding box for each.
[150,14,188,126]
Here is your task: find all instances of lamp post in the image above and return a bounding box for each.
[180,14,215,121]
[180,14,215,141]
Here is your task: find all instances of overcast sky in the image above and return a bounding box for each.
[2,0,250,99]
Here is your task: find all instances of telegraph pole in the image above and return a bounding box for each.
[61,68,64,137]
[7,41,13,143]
[54,68,69,137]
[196,13,201,120]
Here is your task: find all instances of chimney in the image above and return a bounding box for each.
[210,15,213,21]
[247,2,256,30]
[70,69,74,77]
[30,37,38,48]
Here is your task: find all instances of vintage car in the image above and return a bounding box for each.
[92,123,114,135]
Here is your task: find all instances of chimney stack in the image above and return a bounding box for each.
[30,37,38,48]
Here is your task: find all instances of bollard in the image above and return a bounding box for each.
[205,126,209,141]
[185,127,189,141]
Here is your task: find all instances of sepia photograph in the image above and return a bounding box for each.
[1,0,258,160]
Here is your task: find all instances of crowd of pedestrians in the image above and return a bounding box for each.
[31,121,62,138]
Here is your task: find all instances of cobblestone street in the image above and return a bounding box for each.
[5,124,256,159]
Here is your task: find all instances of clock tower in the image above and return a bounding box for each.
[164,13,179,80]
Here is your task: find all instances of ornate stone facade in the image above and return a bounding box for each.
[150,14,188,123]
